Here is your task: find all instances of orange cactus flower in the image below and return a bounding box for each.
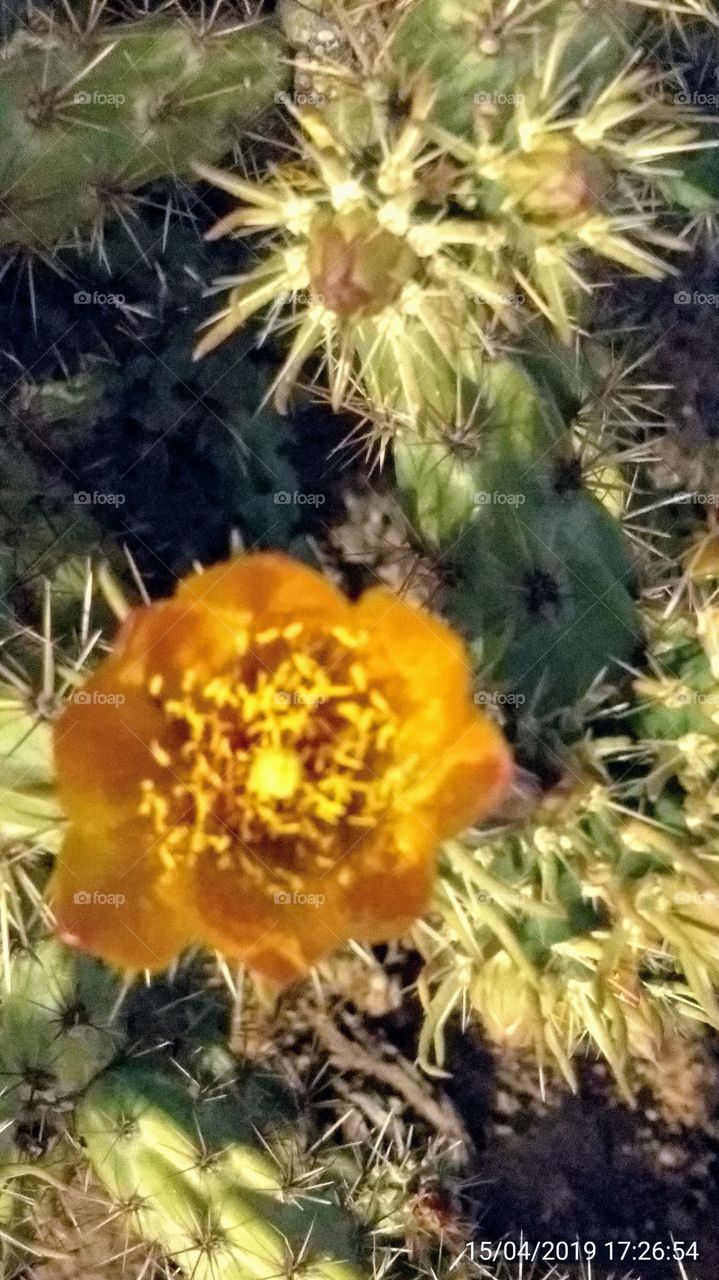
[50,555,512,984]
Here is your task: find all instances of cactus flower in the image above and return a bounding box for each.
[49,555,512,982]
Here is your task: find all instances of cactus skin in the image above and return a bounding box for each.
[395,357,640,717]
[390,0,646,137]
[195,0,713,435]
[0,16,288,248]
[0,939,121,1115]
[417,588,719,1095]
[0,702,62,844]
[446,482,639,716]
[77,1061,366,1280]
[0,938,124,1268]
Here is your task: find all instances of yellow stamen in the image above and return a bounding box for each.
[247,747,302,802]
[139,629,411,884]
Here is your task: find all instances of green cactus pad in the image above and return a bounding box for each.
[0,939,121,1108]
[448,485,640,715]
[77,1062,366,1280]
[0,17,287,248]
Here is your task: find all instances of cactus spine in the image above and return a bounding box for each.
[0,13,287,249]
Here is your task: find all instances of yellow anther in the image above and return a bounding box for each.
[350,663,368,692]
[247,747,303,802]
[331,626,362,648]
[138,630,412,878]
[291,653,318,679]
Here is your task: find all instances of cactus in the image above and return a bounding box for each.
[414,576,719,1096]
[3,4,719,1264]
[0,938,121,1109]
[393,355,641,719]
[0,9,288,251]
[76,1059,367,1280]
[0,936,124,1270]
[194,0,715,436]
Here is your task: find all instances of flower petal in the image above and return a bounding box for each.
[354,586,474,719]
[108,597,245,688]
[48,822,194,972]
[337,814,436,941]
[355,588,513,830]
[54,668,163,829]
[410,713,514,837]
[189,857,350,984]
[53,600,241,827]
[178,553,351,631]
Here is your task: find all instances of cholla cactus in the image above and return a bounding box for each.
[0,936,124,1271]
[4,2,719,1262]
[76,1059,367,1280]
[416,579,719,1096]
[0,6,287,252]
[193,89,503,423]
[194,0,714,436]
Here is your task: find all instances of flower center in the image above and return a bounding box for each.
[138,624,410,889]
[247,746,302,802]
